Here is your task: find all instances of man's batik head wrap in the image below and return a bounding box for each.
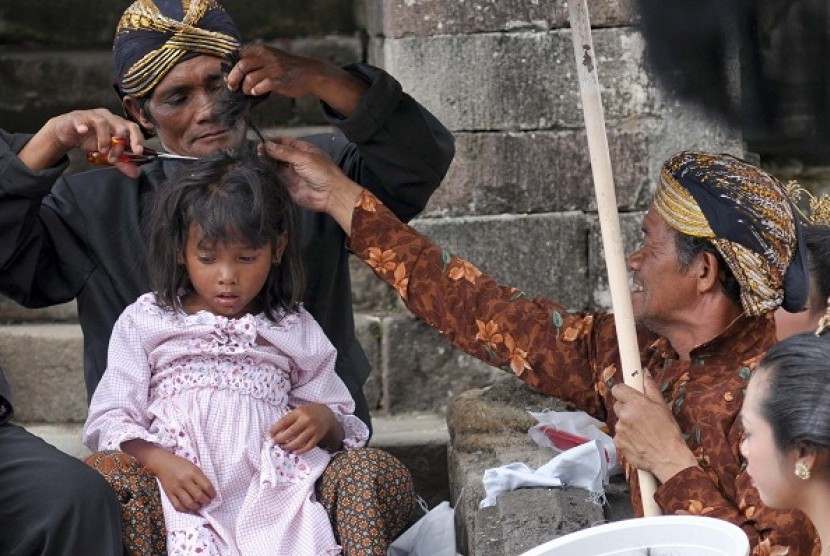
[653,151,808,316]
[113,0,241,98]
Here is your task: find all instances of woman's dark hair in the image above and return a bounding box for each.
[805,225,830,314]
[756,332,830,466]
[674,231,742,307]
[146,150,304,321]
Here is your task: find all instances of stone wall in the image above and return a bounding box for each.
[0,0,743,416]
[0,1,360,132]
[359,0,740,311]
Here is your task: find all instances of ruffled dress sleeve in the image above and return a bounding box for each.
[83,301,162,451]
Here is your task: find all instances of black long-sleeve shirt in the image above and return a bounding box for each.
[0,63,455,430]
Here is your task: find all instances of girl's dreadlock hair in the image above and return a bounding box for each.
[145,150,304,322]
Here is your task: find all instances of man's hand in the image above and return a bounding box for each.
[270,403,344,454]
[20,109,144,177]
[226,44,320,98]
[611,375,699,483]
[226,44,368,118]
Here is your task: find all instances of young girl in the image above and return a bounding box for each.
[83,151,369,555]
[741,318,830,556]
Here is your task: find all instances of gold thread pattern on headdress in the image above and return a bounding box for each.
[653,170,713,238]
[116,0,240,97]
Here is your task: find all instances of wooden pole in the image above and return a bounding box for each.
[567,0,661,516]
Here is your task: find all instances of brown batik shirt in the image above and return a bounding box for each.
[348,190,820,556]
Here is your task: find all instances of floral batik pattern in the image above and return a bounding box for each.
[85,451,166,556]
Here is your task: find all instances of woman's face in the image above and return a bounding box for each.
[740,370,801,509]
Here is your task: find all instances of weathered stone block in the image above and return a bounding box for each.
[381,315,504,414]
[0,324,87,423]
[364,0,636,39]
[412,211,588,305]
[354,313,383,411]
[0,50,122,133]
[446,379,570,451]
[1,37,358,135]
[450,446,546,556]
[446,378,632,554]
[0,1,132,46]
[426,127,653,217]
[649,96,745,181]
[226,0,357,39]
[483,488,606,555]
[382,29,655,132]
[271,36,363,126]
[0,1,355,46]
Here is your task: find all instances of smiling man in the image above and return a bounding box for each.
[267,140,820,555]
[0,0,454,553]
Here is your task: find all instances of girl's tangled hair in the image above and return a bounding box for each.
[756,330,830,470]
[145,149,304,321]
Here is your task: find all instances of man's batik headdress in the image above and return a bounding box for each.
[113,0,241,98]
[653,151,808,316]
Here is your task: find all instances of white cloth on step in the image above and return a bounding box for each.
[479,439,609,508]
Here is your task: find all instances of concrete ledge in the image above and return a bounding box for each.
[17,422,90,460]
[369,412,450,506]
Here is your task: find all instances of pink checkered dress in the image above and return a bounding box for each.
[84,293,368,555]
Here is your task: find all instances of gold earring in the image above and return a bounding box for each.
[795,460,811,481]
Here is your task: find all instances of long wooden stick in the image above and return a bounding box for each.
[567,0,660,516]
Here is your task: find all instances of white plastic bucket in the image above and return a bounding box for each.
[518,515,750,556]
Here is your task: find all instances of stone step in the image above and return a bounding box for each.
[18,411,449,506]
[0,323,88,423]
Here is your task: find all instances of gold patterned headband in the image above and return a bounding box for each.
[653,169,714,238]
[116,0,240,97]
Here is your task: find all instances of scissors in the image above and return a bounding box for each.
[86,137,197,166]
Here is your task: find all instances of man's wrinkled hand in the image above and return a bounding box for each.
[611,375,699,483]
